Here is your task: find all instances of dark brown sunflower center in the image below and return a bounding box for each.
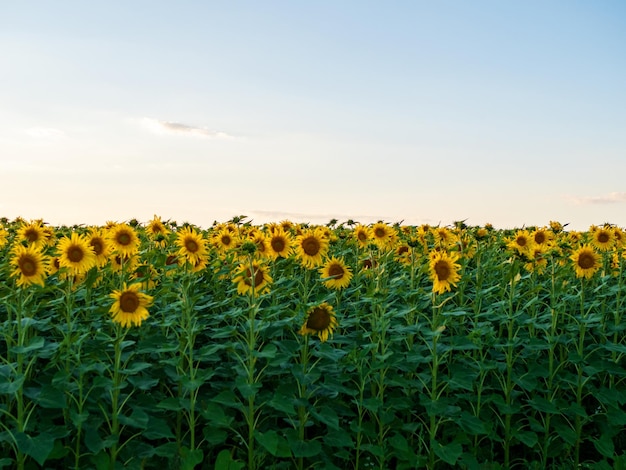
[25,229,40,242]
[598,232,610,243]
[434,260,451,281]
[271,237,285,252]
[19,256,37,276]
[185,238,199,253]
[516,237,527,247]
[374,228,386,238]
[120,291,140,313]
[67,246,85,262]
[578,252,596,269]
[244,267,265,287]
[306,307,331,331]
[221,235,232,246]
[397,246,409,255]
[117,232,132,246]
[357,231,367,242]
[90,238,104,255]
[302,237,320,256]
[166,254,178,265]
[534,232,545,244]
[328,263,345,278]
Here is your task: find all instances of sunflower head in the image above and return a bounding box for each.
[109,283,153,328]
[570,244,601,279]
[319,256,353,290]
[429,251,462,294]
[10,245,49,287]
[298,302,339,342]
[232,261,272,296]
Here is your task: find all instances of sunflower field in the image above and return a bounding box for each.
[1,216,625,469]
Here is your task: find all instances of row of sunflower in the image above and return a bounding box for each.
[1,216,626,469]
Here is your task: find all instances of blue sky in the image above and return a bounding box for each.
[1,1,625,230]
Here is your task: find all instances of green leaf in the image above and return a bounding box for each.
[458,412,488,435]
[594,434,615,458]
[180,447,204,470]
[255,430,292,457]
[310,405,340,430]
[35,384,67,409]
[515,430,538,448]
[0,374,25,395]
[201,402,234,428]
[432,440,462,466]
[143,416,175,440]
[118,407,149,429]
[120,361,152,374]
[292,439,322,458]
[15,432,54,466]
[11,336,45,354]
[214,449,245,470]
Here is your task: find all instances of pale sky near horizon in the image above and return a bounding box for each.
[1,1,625,231]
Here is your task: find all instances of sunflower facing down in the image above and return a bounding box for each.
[298,302,339,342]
[10,244,49,287]
[109,283,154,328]
[57,232,97,275]
[319,256,353,290]
[570,244,601,279]
[232,260,272,296]
[429,251,462,294]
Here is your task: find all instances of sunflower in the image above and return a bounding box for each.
[352,224,372,249]
[371,222,396,250]
[429,251,462,294]
[248,231,271,258]
[109,283,153,327]
[16,220,49,250]
[591,226,614,252]
[613,227,625,249]
[57,232,97,275]
[146,215,171,248]
[266,227,292,259]
[431,226,458,248]
[232,260,272,295]
[524,246,548,274]
[108,223,140,256]
[212,227,240,254]
[295,228,329,268]
[10,245,49,287]
[570,244,601,279]
[0,227,8,249]
[298,302,338,342]
[319,256,353,290]
[531,228,555,248]
[109,253,140,273]
[88,228,112,267]
[175,226,208,265]
[395,244,413,266]
[506,230,535,256]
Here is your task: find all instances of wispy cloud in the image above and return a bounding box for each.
[22,127,66,139]
[565,192,626,205]
[139,118,235,139]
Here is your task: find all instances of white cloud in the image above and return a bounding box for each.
[138,118,235,139]
[565,192,626,205]
[22,127,66,139]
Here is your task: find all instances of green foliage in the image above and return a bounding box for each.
[1,219,626,469]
